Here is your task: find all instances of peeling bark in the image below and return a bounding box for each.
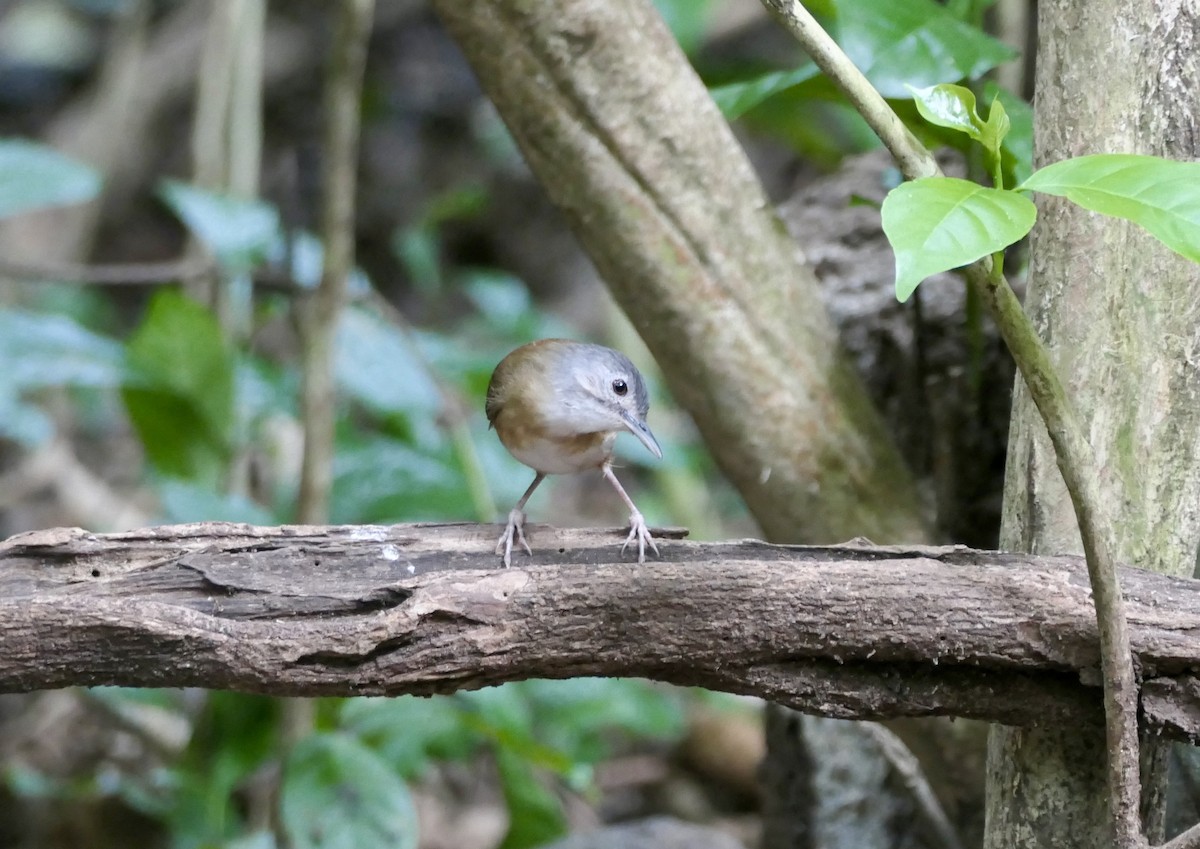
[3,522,1200,742]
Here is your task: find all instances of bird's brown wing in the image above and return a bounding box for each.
[484,380,503,429]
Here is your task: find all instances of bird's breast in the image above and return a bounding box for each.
[501,427,616,475]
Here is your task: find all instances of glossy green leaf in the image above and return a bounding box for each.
[907,83,980,139]
[160,180,281,271]
[1019,154,1200,263]
[0,138,101,218]
[882,177,1036,301]
[281,733,418,849]
[709,64,820,119]
[122,291,235,481]
[838,0,1016,98]
[909,85,1010,183]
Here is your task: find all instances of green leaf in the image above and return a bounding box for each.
[335,308,440,420]
[709,65,821,119]
[519,679,686,767]
[0,138,101,218]
[882,177,1036,301]
[494,748,568,849]
[1019,154,1200,263]
[0,385,53,445]
[160,180,281,271]
[461,270,537,334]
[166,693,280,845]
[838,0,1017,98]
[340,697,480,777]
[269,230,370,295]
[0,307,124,445]
[223,833,276,849]
[282,733,418,849]
[157,478,278,525]
[0,307,123,391]
[981,95,1010,154]
[985,83,1033,185]
[908,85,1010,183]
[391,226,442,293]
[423,183,489,225]
[122,291,235,481]
[906,83,981,139]
[946,0,1001,18]
[332,437,460,523]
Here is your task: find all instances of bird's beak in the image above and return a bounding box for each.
[620,410,663,459]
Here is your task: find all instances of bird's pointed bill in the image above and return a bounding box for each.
[619,410,663,459]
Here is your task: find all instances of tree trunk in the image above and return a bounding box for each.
[429,0,929,546]
[985,2,1200,846]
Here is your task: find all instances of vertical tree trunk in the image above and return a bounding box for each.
[985,3,1200,846]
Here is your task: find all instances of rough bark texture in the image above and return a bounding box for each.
[5,522,1200,742]
[429,0,929,546]
[986,2,1200,847]
[780,150,1014,549]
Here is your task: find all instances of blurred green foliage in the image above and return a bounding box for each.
[1,164,687,849]
[0,2,1032,845]
[705,0,1029,177]
[0,137,101,217]
[123,290,236,485]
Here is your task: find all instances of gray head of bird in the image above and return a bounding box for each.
[547,342,663,459]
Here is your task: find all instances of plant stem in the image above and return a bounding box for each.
[757,0,1142,844]
[296,0,375,524]
[286,4,374,848]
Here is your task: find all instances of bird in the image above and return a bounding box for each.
[485,338,663,567]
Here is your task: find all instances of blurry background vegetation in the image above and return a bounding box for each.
[0,0,1029,847]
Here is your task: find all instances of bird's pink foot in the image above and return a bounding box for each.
[620,509,659,563]
[496,507,533,568]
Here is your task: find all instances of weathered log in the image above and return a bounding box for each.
[2,522,1198,741]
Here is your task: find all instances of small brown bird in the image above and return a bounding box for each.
[486,339,662,567]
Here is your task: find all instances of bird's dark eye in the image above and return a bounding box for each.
[611,379,628,396]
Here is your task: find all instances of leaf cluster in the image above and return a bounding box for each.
[886,85,1200,301]
[0,141,691,847]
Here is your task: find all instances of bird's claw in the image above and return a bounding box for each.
[495,507,533,568]
[620,510,659,564]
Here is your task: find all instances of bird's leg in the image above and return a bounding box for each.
[496,473,546,567]
[601,461,659,563]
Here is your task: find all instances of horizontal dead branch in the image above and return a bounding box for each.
[2,522,1199,740]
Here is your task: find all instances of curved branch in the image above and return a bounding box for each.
[1,522,1198,745]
